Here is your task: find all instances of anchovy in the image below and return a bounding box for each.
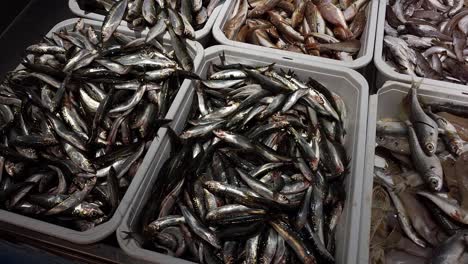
[101,0,128,43]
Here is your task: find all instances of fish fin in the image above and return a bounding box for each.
[156,119,172,126]
[121,231,137,241]
[219,51,226,66]
[266,63,276,71]
[166,126,183,153]
[175,70,200,80]
[342,155,352,177]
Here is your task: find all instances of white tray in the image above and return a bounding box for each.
[358,81,468,263]
[212,0,379,71]
[117,45,369,264]
[0,18,204,244]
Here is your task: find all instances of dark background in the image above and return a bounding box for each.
[0,0,73,79]
[0,0,30,33]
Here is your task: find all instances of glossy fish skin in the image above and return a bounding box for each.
[223,0,367,61]
[146,215,186,236]
[269,219,316,264]
[64,143,95,173]
[45,177,96,216]
[428,111,465,156]
[142,0,157,25]
[146,10,168,43]
[47,113,88,152]
[0,19,197,233]
[236,168,289,203]
[205,204,267,225]
[406,120,444,192]
[384,35,416,75]
[11,134,59,148]
[418,191,468,225]
[137,59,347,263]
[85,0,222,46]
[407,83,439,156]
[166,25,194,72]
[101,0,128,43]
[179,204,222,249]
[432,231,468,264]
[384,1,468,84]
[376,134,445,155]
[386,185,427,248]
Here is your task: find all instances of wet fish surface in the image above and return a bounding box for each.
[79,0,223,39]
[136,54,351,263]
[223,0,371,61]
[0,20,195,231]
[370,82,468,263]
[383,0,468,84]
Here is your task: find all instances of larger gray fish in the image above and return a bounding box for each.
[432,231,468,264]
[406,120,444,191]
[418,191,468,225]
[385,185,427,248]
[405,82,439,156]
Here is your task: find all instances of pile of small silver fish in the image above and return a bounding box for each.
[79,0,221,40]
[135,56,350,264]
[370,82,468,263]
[0,19,195,231]
[383,0,468,84]
[223,0,370,61]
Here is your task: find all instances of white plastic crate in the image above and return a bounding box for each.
[0,18,204,244]
[374,0,468,91]
[358,81,468,263]
[117,45,369,264]
[212,0,379,71]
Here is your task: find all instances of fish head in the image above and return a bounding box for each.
[376,135,388,145]
[212,130,227,139]
[87,207,104,218]
[308,159,319,171]
[76,203,104,218]
[75,220,95,231]
[426,173,443,192]
[203,180,218,191]
[424,141,436,156]
[179,131,190,139]
[276,194,290,204]
[449,142,464,157]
